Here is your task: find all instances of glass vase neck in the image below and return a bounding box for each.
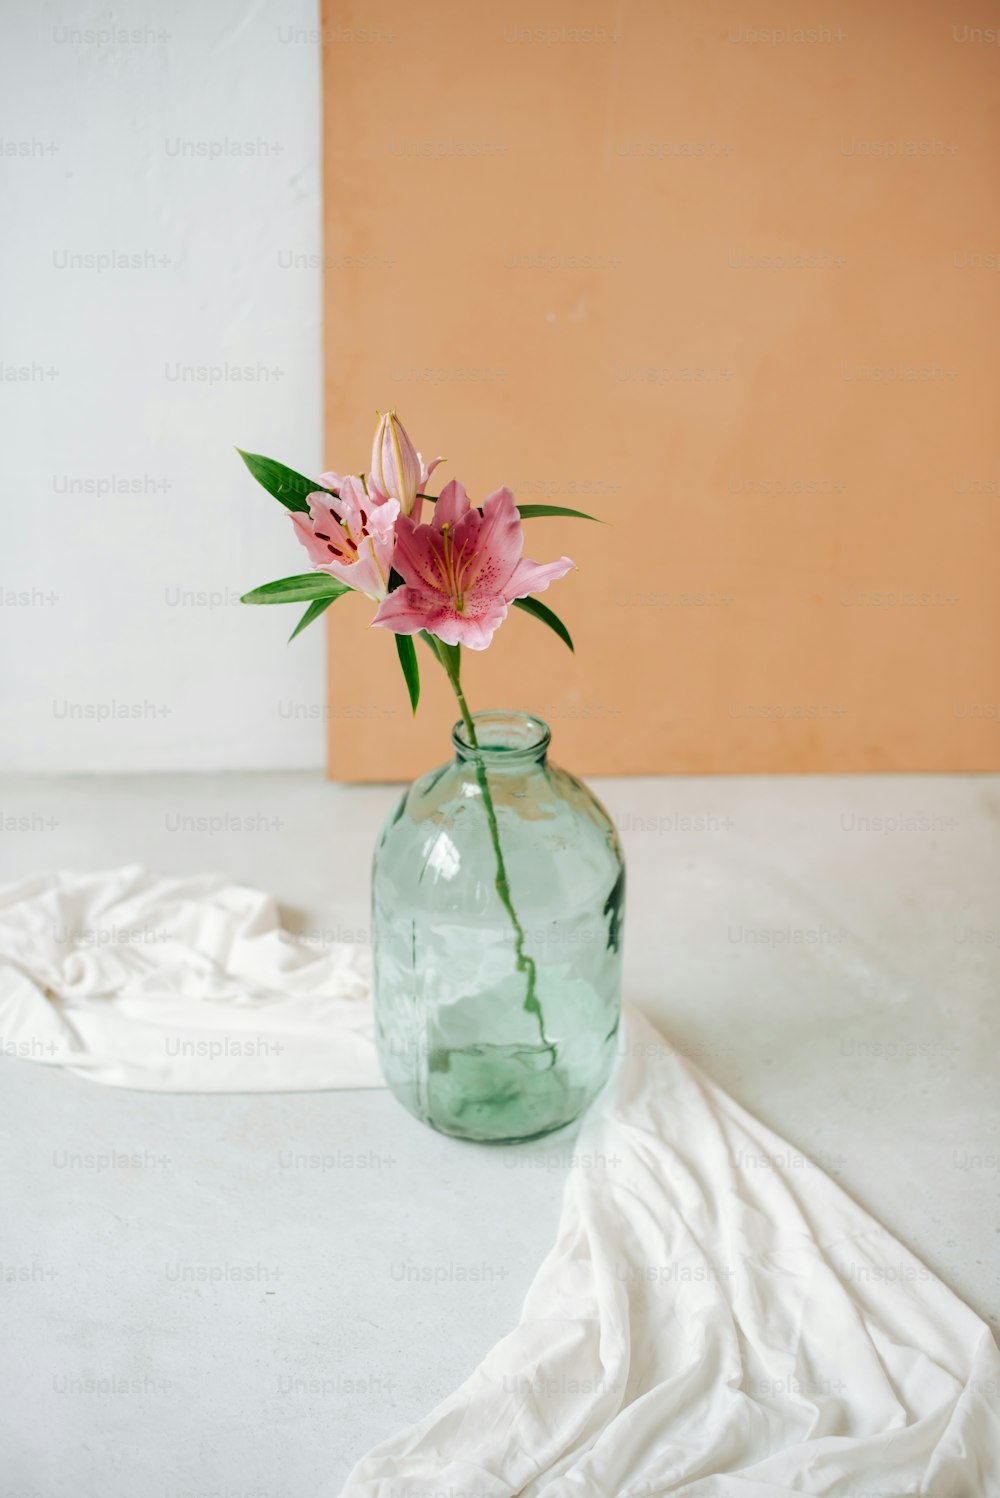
[452,711,550,770]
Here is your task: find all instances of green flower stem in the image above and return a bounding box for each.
[426,636,553,1058]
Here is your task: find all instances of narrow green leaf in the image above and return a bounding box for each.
[241,574,351,605]
[438,641,461,680]
[395,634,420,714]
[288,594,343,641]
[236,449,327,513]
[513,596,574,652]
[418,496,601,523]
[419,631,461,683]
[516,504,602,523]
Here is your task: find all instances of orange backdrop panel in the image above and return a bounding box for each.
[322,0,1000,780]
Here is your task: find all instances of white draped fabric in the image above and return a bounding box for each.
[1,867,996,1495]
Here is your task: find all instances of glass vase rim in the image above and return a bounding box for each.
[451,710,551,766]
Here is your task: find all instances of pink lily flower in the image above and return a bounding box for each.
[372,480,574,650]
[291,475,399,601]
[370,410,444,520]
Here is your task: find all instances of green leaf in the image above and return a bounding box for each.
[419,631,461,683]
[288,594,342,641]
[395,634,420,714]
[438,640,462,680]
[513,596,574,652]
[236,449,327,513]
[419,496,601,523]
[516,504,602,523]
[241,574,351,605]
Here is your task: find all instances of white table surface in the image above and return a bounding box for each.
[0,770,997,1496]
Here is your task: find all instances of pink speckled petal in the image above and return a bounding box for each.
[503,555,575,601]
[392,516,448,597]
[464,487,523,594]
[371,584,444,636]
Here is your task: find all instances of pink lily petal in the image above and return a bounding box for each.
[290,476,397,600]
[372,586,508,650]
[371,584,443,636]
[414,483,521,602]
[365,494,401,544]
[392,514,449,597]
[432,478,471,530]
[327,475,367,532]
[316,471,346,492]
[419,453,445,489]
[383,477,573,650]
[438,595,509,649]
[424,586,509,649]
[291,511,341,570]
[342,535,391,600]
[462,487,523,595]
[504,555,575,601]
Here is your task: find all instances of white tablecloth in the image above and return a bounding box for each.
[2,867,997,1494]
[0,867,380,1089]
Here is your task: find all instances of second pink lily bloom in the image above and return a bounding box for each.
[373,480,574,650]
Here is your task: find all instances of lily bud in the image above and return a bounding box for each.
[371,410,422,517]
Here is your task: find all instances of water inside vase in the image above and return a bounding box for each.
[375,901,621,1141]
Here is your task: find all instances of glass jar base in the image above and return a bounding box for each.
[386,1036,617,1143]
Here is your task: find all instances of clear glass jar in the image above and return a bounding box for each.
[371,712,624,1142]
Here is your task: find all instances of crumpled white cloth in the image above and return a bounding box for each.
[342,1010,1000,1496]
[1,870,997,1492]
[0,866,380,1090]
